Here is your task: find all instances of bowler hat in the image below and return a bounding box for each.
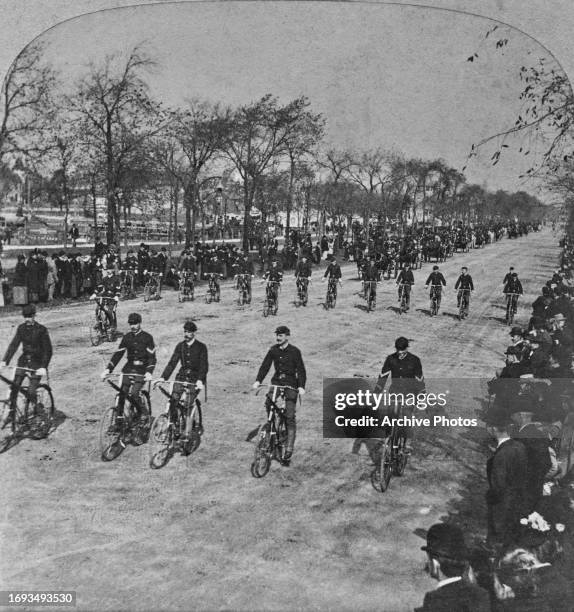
[275,325,290,335]
[421,524,469,561]
[22,304,36,318]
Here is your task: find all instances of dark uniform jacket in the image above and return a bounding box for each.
[503,279,523,295]
[95,276,121,298]
[419,579,490,612]
[108,330,156,375]
[396,269,414,285]
[380,351,423,394]
[256,343,306,390]
[264,269,283,283]
[455,274,474,290]
[425,271,446,287]
[161,339,208,383]
[295,261,312,278]
[4,321,53,370]
[363,263,380,282]
[323,262,342,279]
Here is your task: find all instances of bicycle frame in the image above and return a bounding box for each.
[105,373,150,416]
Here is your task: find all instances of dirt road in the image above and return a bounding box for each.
[0,228,560,611]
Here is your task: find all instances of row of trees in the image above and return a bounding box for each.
[0,41,546,252]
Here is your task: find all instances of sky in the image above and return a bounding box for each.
[2,1,571,201]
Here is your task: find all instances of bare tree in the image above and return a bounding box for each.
[0,40,56,162]
[222,94,314,252]
[67,45,163,244]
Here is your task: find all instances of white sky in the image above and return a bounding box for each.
[2,1,573,201]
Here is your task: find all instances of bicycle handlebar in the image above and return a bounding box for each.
[0,365,42,375]
[254,384,299,396]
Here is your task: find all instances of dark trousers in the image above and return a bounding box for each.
[117,375,145,417]
[266,387,298,452]
[10,370,41,411]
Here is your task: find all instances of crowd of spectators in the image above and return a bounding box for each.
[416,233,574,611]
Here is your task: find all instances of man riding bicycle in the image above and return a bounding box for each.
[425,265,446,305]
[155,320,208,435]
[252,325,306,466]
[1,304,52,427]
[376,337,424,448]
[101,312,156,431]
[295,255,312,305]
[503,272,523,314]
[235,253,254,303]
[263,260,283,303]
[90,268,121,334]
[396,263,415,310]
[455,266,474,308]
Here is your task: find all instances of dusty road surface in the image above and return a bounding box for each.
[0,229,561,611]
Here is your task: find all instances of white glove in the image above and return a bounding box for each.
[195,380,204,391]
[0,361,6,369]
[101,370,110,380]
[298,387,306,396]
[35,368,47,377]
[144,372,153,382]
[114,296,119,302]
[252,381,261,391]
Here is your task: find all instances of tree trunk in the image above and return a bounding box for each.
[183,182,194,247]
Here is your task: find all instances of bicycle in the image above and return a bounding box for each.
[325,277,339,310]
[428,285,442,316]
[235,273,251,306]
[251,385,294,477]
[263,280,280,317]
[143,272,162,302]
[178,272,195,302]
[149,380,203,468]
[458,288,471,320]
[505,293,520,325]
[99,373,152,461]
[295,277,310,307]
[363,280,377,312]
[398,283,412,314]
[205,273,222,303]
[119,270,136,300]
[89,297,117,346]
[0,366,54,453]
[371,402,409,493]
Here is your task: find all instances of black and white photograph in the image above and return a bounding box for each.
[1,1,574,610]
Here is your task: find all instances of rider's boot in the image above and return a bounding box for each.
[283,427,296,466]
[108,413,124,435]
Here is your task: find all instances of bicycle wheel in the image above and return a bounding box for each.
[371,437,393,492]
[132,391,152,446]
[182,402,202,456]
[0,402,14,453]
[149,414,173,469]
[272,298,278,316]
[27,384,55,440]
[89,317,103,346]
[274,417,288,462]
[215,287,220,302]
[506,300,513,325]
[99,407,125,461]
[368,291,375,312]
[205,290,212,304]
[251,422,272,478]
[393,432,409,476]
[143,284,152,302]
[178,286,184,302]
[263,300,270,317]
